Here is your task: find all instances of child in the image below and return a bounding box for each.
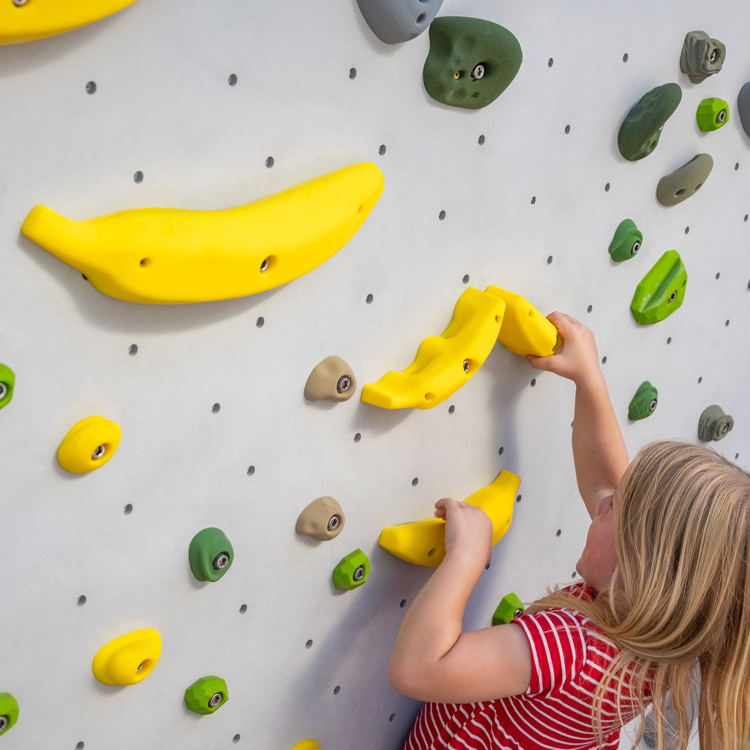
[389,312,750,750]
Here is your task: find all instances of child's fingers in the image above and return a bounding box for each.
[434,497,458,517]
[527,353,561,372]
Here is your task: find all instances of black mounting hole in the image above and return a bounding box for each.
[233,736,240,745]
[530,378,537,387]
[547,256,553,264]
[212,403,220,414]
[134,171,143,183]
[389,714,396,722]
[735,453,740,460]
[498,446,504,455]
[556,529,562,537]
[305,639,313,649]
[685,226,690,234]
[601,356,607,364]
[725,319,730,326]
[478,134,485,145]
[228,74,237,86]
[485,562,491,570]
[366,293,373,304]
[531,196,536,205]
[572,572,577,578]
[354,433,361,443]
[349,68,357,79]
[587,305,593,313]
[85,81,96,94]
[256,317,264,328]
[548,58,553,67]
[247,465,256,476]
[516,495,522,503]
[623,53,629,62]
[400,599,407,608]
[736,163,740,171]
[439,210,446,221]
[462,274,470,284]
[378,144,386,156]
[123,504,133,515]
[76,743,85,750]
[698,377,703,384]
[448,405,455,414]
[239,604,247,614]
[77,595,87,606]
[412,477,418,486]
[745,214,749,222]
[605,183,610,192]
[128,344,138,355]
[265,157,274,168]
[564,125,570,134]
[333,686,341,695]
[667,337,672,344]
[716,272,720,279]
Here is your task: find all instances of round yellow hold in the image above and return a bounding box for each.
[290,741,322,750]
[57,416,122,474]
[92,628,162,686]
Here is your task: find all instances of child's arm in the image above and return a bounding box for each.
[388,499,532,703]
[527,312,629,519]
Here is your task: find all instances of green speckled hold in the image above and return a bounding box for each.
[492,592,524,626]
[618,83,682,161]
[630,250,687,325]
[184,676,228,715]
[628,381,658,421]
[0,364,15,409]
[332,549,370,590]
[0,693,19,736]
[696,97,729,131]
[188,528,234,583]
[423,16,522,110]
[698,405,734,443]
[609,219,642,262]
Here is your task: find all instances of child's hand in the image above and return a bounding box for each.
[434,498,493,569]
[526,312,602,386]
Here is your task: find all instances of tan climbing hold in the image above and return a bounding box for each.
[304,356,357,402]
[295,497,345,541]
[656,154,713,207]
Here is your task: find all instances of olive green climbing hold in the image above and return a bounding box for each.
[698,405,734,443]
[296,496,345,541]
[608,219,642,262]
[680,31,725,84]
[0,693,18,736]
[184,676,228,715]
[188,528,234,583]
[617,83,682,161]
[696,97,729,131]
[492,592,524,626]
[628,382,658,421]
[0,365,14,410]
[656,154,713,207]
[423,17,522,111]
[630,250,687,326]
[332,549,370,590]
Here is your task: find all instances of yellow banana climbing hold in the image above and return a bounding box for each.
[379,470,521,567]
[21,162,384,304]
[0,0,138,46]
[92,628,162,686]
[361,287,505,410]
[485,286,561,357]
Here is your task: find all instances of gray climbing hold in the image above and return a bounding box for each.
[680,31,725,84]
[356,0,443,44]
[656,154,713,207]
[698,405,734,443]
[738,83,750,138]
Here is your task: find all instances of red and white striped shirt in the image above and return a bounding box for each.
[404,584,649,750]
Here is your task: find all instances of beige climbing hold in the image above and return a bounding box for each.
[295,496,345,541]
[304,356,357,402]
[656,154,713,207]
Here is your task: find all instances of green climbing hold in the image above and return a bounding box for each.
[188,528,234,583]
[696,97,729,131]
[492,592,524,626]
[698,405,734,443]
[630,250,687,325]
[608,219,642,262]
[0,693,19,736]
[618,83,682,161]
[0,364,15,409]
[332,549,370,590]
[628,382,658,421]
[184,676,228,715]
[423,17,522,110]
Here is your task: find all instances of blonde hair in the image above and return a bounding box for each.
[528,440,750,750]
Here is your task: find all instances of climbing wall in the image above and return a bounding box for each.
[1,0,748,748]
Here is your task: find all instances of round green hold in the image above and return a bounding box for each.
[332,549,370,590]
[0,693,19,736]
[609,219,643,262]
[696,97,729,131]
[188,527,234,583]
[618,83,682,161]
[184,676,228,715]
[0,364,15,410]
[423,16,522,110]
[492,592,524,626]
[628,381,658,421]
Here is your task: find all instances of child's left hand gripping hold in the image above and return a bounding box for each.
[434,497,493,571]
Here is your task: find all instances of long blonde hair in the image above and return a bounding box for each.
[528,440,750,750]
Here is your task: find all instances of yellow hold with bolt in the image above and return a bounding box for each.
[92,628,162,686]
[378,470,521,567]
[22,162,384,304]
[57,416,122,474]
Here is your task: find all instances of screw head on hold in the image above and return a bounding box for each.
[717,109,727,123]
[514,608,523,618]
[649,399,658,412]
[721,423,729,434]
[453,70,461,79]
[327,514,341,532]
[631,241,641,256]
[668,291,677,302]
[463,360,470,373]
[336,376,351,393]
[209,692,223,708]
[136,662,144,673]
[0,383,6,400]
[0,716,7,731]
[92,444,106,460]
[353,565,365,582]
[709,49,717,62]
[12,0,28,6]
[213,553,230,570]
[259,258,269,272]
[471,64,485,80]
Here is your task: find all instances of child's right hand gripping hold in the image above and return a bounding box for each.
[434,497,493,571]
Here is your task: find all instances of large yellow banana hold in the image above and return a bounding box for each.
[485,286,561,357]
[360,287,505,409]
[378,470,521,567]
[0,0,138,45]
[21,162,384,304]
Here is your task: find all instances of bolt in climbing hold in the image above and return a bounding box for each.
[327,514,341,532]
[209,692,222,708]
[260,258,269,272]
[296,497,346,541]
[0,694,18,736]
[353,566,366,581]
[492,592,525,626]
[332,549,370,590]
[0,364,16,410]
[92,444,106,460]
[471,64,485,80]
[189,528,234,582]
[462,359,470,373]
[698,405,734,443]
[336,375,351,393]
[12,0,28,6]
[630,250,687,325]
[0,384,6,401]
[305,356,357,402]
[696,97,729,131]
[628,381,659,421]
[608,219,643,262]
[184,676,229,715]
[213,553,229,571]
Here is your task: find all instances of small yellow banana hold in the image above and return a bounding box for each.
[485,286,561,357]
[0,0,138,46]
[378,470,521,567]
[21,162,384,304]
[361,287,506,409]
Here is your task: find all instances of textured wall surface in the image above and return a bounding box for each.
[1,0,747,748]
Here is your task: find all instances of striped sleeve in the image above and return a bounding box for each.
[513,609,587,698]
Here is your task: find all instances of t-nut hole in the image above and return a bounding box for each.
[333,686,341,695]
[439,210,446,221]
[212,403,221,413]
[86,81,96,94]
[228,74,237,86]
[378,144,386,156]
[239,604,247,614]
[77,595,87,606]
[547,256,553,265]
[123,504,133,515]
[463,274,470,284]
[128,344,138,355]
[349,68,356,79]
[305,639,313,649]
[233,735,241,744]
[265,156,274,168]
[412,477,419,486]
[133,171,144,183]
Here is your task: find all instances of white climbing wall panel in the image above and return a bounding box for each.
[0,0,747,747]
